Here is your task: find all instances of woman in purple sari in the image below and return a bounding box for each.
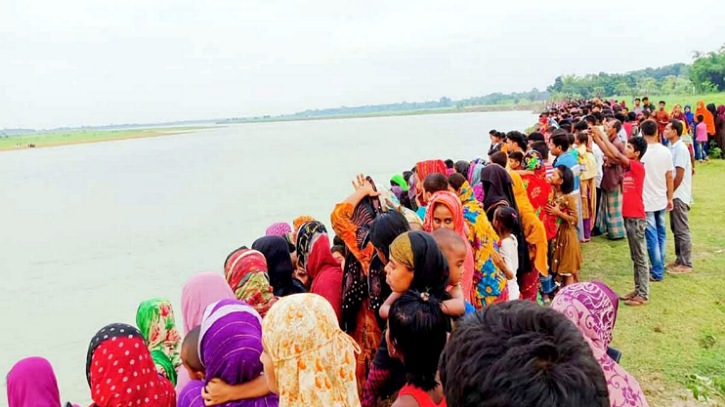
[177,299,278,407]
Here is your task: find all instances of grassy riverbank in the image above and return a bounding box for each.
[0,126,212,151]
[219,102,545,124]
[583,160,725,405]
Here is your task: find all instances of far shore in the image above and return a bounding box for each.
[2,104,542,152]
[0,126,215,152]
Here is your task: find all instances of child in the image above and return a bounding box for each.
[592,130,650,307]
[546,165,582,287]
[575,132,598,242]
[432,228,475,314]
[507,151,524,171]
[491,206,521,301]
[695,114,709,163]
[180,326,204,381]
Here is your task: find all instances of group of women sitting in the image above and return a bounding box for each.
[6,157,648,407]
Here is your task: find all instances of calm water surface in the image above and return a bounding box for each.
[0,111,535,404]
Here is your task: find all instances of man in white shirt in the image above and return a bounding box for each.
[664,120,693,273]
[640,120,674,282]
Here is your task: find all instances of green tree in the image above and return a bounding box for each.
[690,45,725,92]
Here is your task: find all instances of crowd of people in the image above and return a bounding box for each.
[8,96,719,407]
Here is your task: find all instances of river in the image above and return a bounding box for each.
[0,110,536,404]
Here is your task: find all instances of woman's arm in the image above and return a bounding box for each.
[202,376,270,406]
[330,174,380,269]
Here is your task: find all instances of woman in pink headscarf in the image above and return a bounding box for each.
[177,272,236,394]
[551,282,649,407]
[6,357,64,407]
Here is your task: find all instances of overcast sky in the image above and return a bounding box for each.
[2,0,723,129]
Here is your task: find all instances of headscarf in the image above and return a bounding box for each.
[467,163,485,202]
[293,216,316,236]
[135,299,182,386]
[695,101,715,134]
[86,323,175,407]
[415,160,447,206]
[262,294,361,407]
[521,151,556,240]
[390,174,409,192]
[684,104,694,125]
[181,272,236,334]
[224,248,278,317]
[7,357,61,407]
[454,160,470,178]
[266,222,292,238]
[480,164,516,221]
[252,236,307,297]
[551,282,649,407]
[389,231,449,299]
[453,181,502,306]
[178,299,277,407]
[295,221,328,270]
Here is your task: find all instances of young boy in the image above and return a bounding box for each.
[488,131,505,156]
[507,151,524,171]
[591,127,649,306]
[431,228,474,314]
[181,326,205,381]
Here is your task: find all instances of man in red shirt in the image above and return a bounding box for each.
[592,130,650,306]
[655,101,670,137]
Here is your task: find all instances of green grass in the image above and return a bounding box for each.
[583,160,725,405]
[0,126,211,151]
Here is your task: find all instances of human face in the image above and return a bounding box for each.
[634,99,641,107]
[659,102,665,111]
[664,123,677,142]
[332,251,344,264]
[548,168,563,187]
[385,320,401,361]
[625,143,638,160]
[432,203,455,231]
[549,141,562,157]
[385,257,414,293]
[260,350,279,394]
[442,245,467,286]
[508,158,521,170]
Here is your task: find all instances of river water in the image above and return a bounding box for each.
[0,111,535,404]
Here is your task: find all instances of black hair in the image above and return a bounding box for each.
[444,159,454,169]
[629,136,648,159]
[584,115,596,125]
[659,100,666,105]
[403,171,412,184]
[669,119,683,137]
[333,235,345,247]
[556,165,574,194]
[507,151,523,166]
[489,151,508,167]
[628,112,637,121]
[388,290,448,392]
[573,120,589,132]
[697,114,704,123]
[551,132,570,152]
[368,210,410,260]
[506,131,528,151]
[527,132,545,143]
[493,206,523,250]
[614,113,627,123]
[610,120,622,133]
[331,245,345,256]
[423,174,449,194]
[640,119,658,137]
[642,96,649,101]
[448,173,467,191]
[531,141,549,160]
[489,129,497,135]
[576,131,589,145]
[496,131,506,139]
[182,326,203,373]
[635,97,641,102]
[439,301,610,407]
[592,112,604,124]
